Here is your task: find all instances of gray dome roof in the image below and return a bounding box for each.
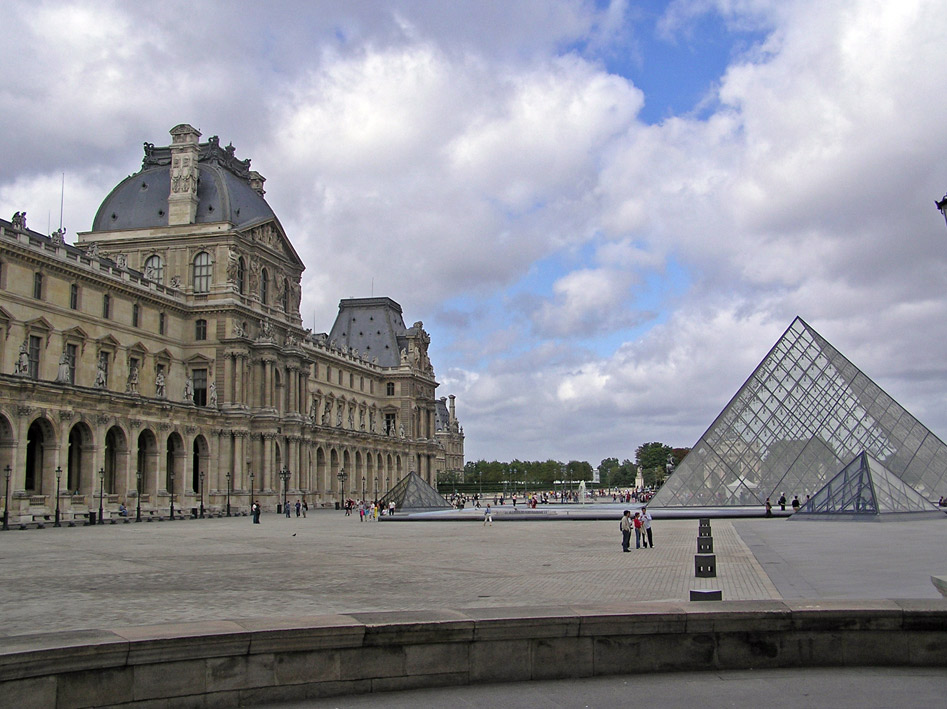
[92,133,274,232]
[92,162,274,232]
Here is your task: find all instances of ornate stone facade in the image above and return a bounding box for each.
[0,125,462,522]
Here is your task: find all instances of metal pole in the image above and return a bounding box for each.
[98,468,105,525]
[136,470,141,522]
[169,470,175,520]
[2,465,10,531]
[55,466,62,527]
[226,472,231,517]
[249,471,255,510]
[199,471,205,518]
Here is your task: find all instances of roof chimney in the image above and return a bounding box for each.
[168,124,201,225]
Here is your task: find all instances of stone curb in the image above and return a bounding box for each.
[3,600,947,708]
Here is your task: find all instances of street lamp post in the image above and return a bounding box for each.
[337,469,347,510]
[225,471,231,517]
[199,471,205,518]
[135,469,142,522]
[168,470,175,520]
[98,467,105,525]
[248,469,255,510]
[279,466,290,514]
[2,465,11,531]
[374,477,378,503]
[54,466,62,527]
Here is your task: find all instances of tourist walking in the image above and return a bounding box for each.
[641,506,654,548]
[295,500,301,517]
[483,503,493,526]
[620,510,632,552]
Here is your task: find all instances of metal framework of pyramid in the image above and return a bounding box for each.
[378,471,450,511]
[652,317,947,507]
[791,451,942,520]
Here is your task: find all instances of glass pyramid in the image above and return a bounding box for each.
[651,317,947,507]
[378,471,451,511]
[792,451,942,519]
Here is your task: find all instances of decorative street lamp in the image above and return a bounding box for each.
[135,469,142,522]
[168,469,175,520]
[248,468,255,510]
[337,468,347,510]
[361,476,366,501]
[98,467,105,525]
[225,471,231,517]
[279,466,290,514]
[2,465,11,531]
[374,476,378,502]
[54,466,62,527]
[199,471,205,518]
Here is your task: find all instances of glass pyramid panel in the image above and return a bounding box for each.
[796,451,940,517]
[378,471,450,511]
[652,317,947,507]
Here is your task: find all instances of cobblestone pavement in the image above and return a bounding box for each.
[0,512,779,635]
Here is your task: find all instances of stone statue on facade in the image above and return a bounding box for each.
[13,341,29,376]
[56,351,71,383]
[232,321,246,338]
[169,274,181,289]
[348,409,355,429]
[399,423,405,439]
[94,354,108,388]
[183,375,194,403]
[115,254,127,270]
[155,369,166,398]
[50,228,65,245]
[208,381,218,408]
[86,242,99,258]
[11,212,26,230]
[336,403,343,427]
[322,400,331,425]
[125,364,139,394]
[226,248,239,283]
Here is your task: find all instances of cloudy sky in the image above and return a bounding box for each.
[2,0,947,464]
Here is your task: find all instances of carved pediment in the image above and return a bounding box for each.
[242,219,304,269]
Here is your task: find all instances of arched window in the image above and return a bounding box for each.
[260,268,268,305]
[193,252,211,293]
[143,255,163,283]
[237,257,246,295]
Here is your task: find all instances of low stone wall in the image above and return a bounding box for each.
[3,600,947,708]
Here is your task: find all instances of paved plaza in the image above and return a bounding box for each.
[2,509,945,636]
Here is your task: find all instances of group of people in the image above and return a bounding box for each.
[619,507,653,551]
[765,493,804,516]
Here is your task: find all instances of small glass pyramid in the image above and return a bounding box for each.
[651,317,947,507]
[792,451,942,519]
[378,471,451,511]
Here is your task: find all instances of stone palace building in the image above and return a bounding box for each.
[0,124,464,522]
